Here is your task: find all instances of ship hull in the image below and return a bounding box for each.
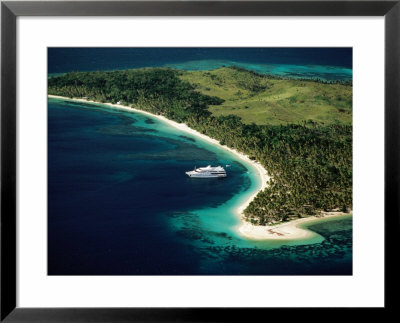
[186,173,226,178]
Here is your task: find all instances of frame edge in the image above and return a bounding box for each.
[1,1,17,322]
[385,0,400,311]
[2,1,399,16]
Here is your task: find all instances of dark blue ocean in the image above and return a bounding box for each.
[48,98,352,275]
[48,48,352,81]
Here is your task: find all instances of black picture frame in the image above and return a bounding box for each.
[1,1,399,321]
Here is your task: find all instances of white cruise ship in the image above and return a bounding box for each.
[185,165,227,178]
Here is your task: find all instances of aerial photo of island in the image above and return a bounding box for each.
[48,48,352,275]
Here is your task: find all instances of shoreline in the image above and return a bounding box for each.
[48,95,351,241]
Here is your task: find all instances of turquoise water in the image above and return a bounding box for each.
[165,59,352,82]
[48,98,352,275]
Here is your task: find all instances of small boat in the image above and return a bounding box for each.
[185,165,227,178]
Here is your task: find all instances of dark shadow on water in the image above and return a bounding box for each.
[179,135,196,142]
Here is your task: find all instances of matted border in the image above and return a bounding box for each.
[1,1,399,321]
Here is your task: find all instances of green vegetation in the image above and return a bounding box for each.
[180,66,352,126]
[48,66,352,225]
[48,68,222,123]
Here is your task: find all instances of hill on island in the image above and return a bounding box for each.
[179,66,352,126]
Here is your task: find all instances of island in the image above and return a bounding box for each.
[48,66,352,240]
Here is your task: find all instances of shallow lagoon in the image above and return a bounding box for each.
[48,98,352,275]
[165,59,352,82]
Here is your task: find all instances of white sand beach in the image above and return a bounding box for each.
[238,211,351,240]
[48,95,351,241]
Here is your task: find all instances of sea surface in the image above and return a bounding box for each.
[48,48,352,81]
[48,98,352,275]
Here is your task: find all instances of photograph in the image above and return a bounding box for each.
[47,47,353,276]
